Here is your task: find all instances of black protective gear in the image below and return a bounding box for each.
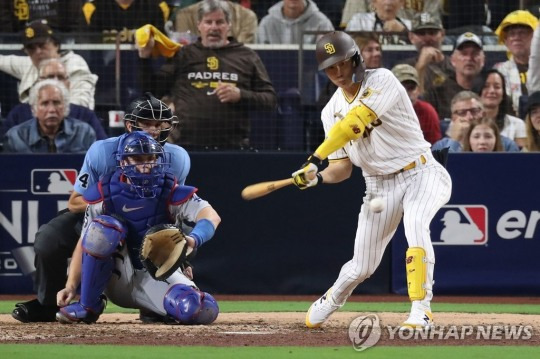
[124,92,178,144]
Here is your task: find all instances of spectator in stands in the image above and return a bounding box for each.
[1,59,107,140]
[473,69,527,148]
[137,0,277,149]
[493,10,539,116]
[524,91,540,152]
[340,0,442,30]
[462,118,504,152]
[402,12,453,94]
[2,79,96,153]
[424,32,485,121]
[0,20,98,109]
[256,0,334,44]
[81,0,169,43]
[391,64,441,145]
[345,0,411,45]
[173,0,258,43]
[527,22,540,95]
[432,91,519,152]
[0,0,82,33]
[354,33,382,69]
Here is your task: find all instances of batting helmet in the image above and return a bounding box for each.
[116,132,169,198]
[316,31,362,71]
[124,92,178,144]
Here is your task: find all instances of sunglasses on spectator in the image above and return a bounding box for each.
[452,107,482,117]
[40,74,68,81]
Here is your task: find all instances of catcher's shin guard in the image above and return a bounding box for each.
[80,215,126,308]
[405,247,434,302]
[163,284,219,325]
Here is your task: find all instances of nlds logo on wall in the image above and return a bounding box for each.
[31,169,77,195]
[431,205,488,245]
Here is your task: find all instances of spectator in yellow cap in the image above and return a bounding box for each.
[493,10,539,117]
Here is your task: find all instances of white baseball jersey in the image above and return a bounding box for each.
[319,68,453,309]
[81,195,211,315]
[322,68,431,175]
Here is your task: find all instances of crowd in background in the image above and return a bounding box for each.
[0,0,539,152]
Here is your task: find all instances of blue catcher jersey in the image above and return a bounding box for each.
[83,169,197,269]
[74,133,190,194]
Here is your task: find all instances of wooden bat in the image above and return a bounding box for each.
[241,178,294,201]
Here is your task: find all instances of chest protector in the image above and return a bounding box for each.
[85,170,196,269]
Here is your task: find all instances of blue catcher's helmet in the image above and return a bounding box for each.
[117,132,170,198]
[124,92,178,144]
[163,284,219,325]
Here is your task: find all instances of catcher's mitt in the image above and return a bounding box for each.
[140,224,189,280]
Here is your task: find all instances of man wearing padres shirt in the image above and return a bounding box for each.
[138,0,277,150]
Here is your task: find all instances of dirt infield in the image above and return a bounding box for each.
[2,295,539,347]
[2,311,540,347]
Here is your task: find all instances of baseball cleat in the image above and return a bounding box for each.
[400,302,434,330]
[305,288,341,328]
[12,298,58,323]
[56,296,107,324]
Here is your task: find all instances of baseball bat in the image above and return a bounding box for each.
[241,178,294,201]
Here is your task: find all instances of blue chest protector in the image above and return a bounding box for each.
[84,170,197,269]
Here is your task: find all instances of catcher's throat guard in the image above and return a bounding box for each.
[141,224,189,280]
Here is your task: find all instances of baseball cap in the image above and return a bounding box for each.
[391,64,419,85]
[495,10,538,44]
[453,32,483,52]
[526,91,540,113]
[412,12,443,32]
[22,20,57,47]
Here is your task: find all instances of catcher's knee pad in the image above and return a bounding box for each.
[405,247,432,301]
[82,215,127,258]
[163,284,219,325]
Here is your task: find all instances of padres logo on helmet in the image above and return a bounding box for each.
[324,43,336,54]
[25,27,34,39]
[315,31,362,71]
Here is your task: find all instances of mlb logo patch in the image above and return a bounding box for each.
[31,169,77,195]
[432,205,488,245]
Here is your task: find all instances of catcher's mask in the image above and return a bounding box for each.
[124,92,178,144]
[117,132,170,198]
[315,31,365,82]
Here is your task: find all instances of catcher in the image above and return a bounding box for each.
[56,132,221,325]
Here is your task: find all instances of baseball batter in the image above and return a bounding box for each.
[56,132,221,324]
[292,31,452,329]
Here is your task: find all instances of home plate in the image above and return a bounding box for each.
[219,331,276,335]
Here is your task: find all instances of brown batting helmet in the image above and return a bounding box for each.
[316,31,362,71]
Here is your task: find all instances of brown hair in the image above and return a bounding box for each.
[353,33,380,51]
[525,112,540,152]
[462,118,504,152]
